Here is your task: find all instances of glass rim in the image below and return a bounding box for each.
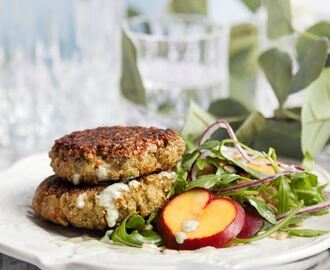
[122,15,225,43]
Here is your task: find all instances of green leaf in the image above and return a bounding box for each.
[289,38,328,94]
[302,68,330,156]
[264,0,293,39]
[229,24,258,110]
[186,174,223,190]
[186,173,240,190]
[296,22,330,65]
[120,31,146,105]
[168,0,207,15]
[208,98,250,120]
[182,100,216,141]
[236,112,267,145]
[196,140,220,151]
[126,215,145,230]
[136,230,163,245]
[285,228,328,237]
[252,118,302,159]
[277,176,291,214]
[290,172,324,206]
[110,214,163,247]
[248,197,276,224]
[241,0,261,12]
[259,48,292,105]
[182,152,200,170]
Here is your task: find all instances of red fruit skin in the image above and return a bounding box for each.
[157,190,246,250]
[237,207,264,239]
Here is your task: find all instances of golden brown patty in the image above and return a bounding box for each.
[32,172,175,230]
[49,126,185,184]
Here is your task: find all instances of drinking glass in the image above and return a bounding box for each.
[123,15,228,127]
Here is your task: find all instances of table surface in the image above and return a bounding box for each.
[0,150,330,270]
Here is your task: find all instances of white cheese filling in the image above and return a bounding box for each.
[72,173,81,185]
[97,183,129,227]
[159,171,177,180]
[76,193,87,209]
[128,180,140,189]
[182,219,199,232]
[96,164,110,180]
[174,232,187,244]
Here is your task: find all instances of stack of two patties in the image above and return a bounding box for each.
[32,126,185,230]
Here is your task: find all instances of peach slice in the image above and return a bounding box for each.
[158,189,245,250]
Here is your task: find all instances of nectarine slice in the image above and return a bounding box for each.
[237,207,264,239]
[158,189,245,250]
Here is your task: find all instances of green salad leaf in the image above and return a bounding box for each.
[296,22,330,65]
[120,32,146,105]
[289,38,328,94]
[248,196,276,224]
[182,101,216,142]
[302,68,330,157]
[258,48,292,106]
[264,0,293,39]
[110,214,162,247]
[284,228,328,238]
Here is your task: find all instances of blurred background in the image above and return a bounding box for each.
[0,0,329,169]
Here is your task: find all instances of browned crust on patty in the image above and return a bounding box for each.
[32,172,174,230]
[49,126,185,183]
[50,126,182,160]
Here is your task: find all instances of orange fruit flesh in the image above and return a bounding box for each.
[164,189,236,239]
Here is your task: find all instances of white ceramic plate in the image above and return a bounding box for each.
[0,153,330,270]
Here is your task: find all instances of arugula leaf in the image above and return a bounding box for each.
[219,140,267,179]
[248,197,276,224]
[290,172,324,206]
[264,0,293,39]
[234,201,304,244]
[186,173,240,191]
[171,169,188,195]
[182,100,216,142]
[196,140,220,151]
[289,38,328,94]
[196,156,220,170]
[126,215,145,230]
[120,31,146,105]
[111,214,163,247]
[258,48,292,106]
[284,228,328,237]
[277,176,291,214]
[301,68,330,156]
[186,174,224,190]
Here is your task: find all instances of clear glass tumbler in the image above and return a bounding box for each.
[124,15,228,126]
